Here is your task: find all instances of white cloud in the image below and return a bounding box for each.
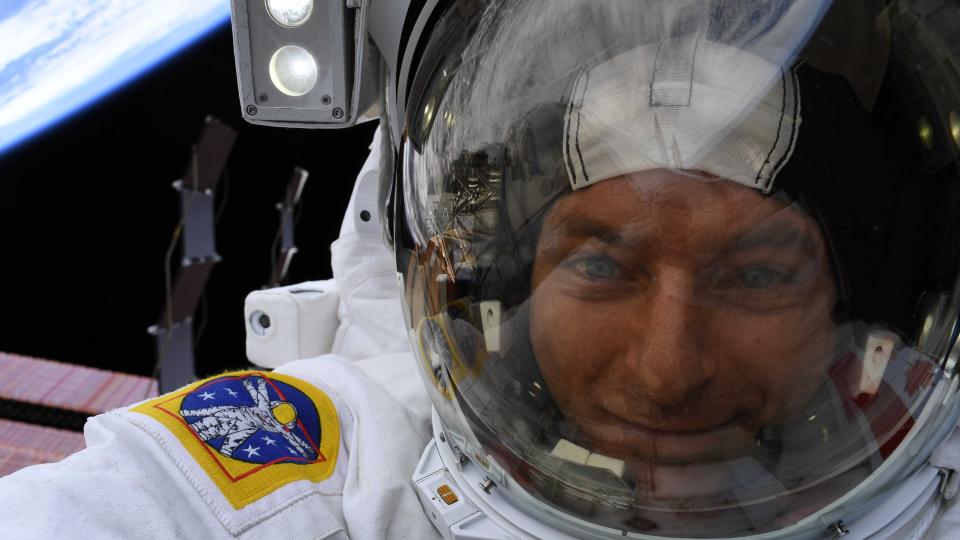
[0,0,227,131]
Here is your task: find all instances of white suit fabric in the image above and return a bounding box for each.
[0,127,439,540]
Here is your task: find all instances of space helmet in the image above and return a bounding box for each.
[391,0,960,537]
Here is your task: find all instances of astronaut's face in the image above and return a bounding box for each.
[530,170,838,466]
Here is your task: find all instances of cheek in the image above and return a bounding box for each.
[530,284,616,405]
[708,292,837,421]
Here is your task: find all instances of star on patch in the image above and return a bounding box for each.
[180,377,316,461]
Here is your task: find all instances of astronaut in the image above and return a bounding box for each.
[4,0,960,539]
[180,376,316,460]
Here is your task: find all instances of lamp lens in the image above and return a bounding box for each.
[269,46,318,97]
[266,0,313,27]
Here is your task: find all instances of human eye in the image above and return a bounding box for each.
[717,266,795,290]
[557,248,624,282]
[569,254,620,280]
[708,264,809,311]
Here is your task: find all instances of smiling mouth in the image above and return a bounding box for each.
[600,408,745,434]
[575,412,752,463]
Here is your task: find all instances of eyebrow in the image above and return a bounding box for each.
[551,214,624,245]
[549,213,820,255]
[729,223,820,256]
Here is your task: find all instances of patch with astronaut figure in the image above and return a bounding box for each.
[130,370,340,510]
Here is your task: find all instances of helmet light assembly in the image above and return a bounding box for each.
[230,0,377,128]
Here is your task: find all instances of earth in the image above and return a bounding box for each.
[0,0,229,155]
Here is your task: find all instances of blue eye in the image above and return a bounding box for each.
[740,268,777,289]
[721,267,796,290]
[573,256,618,280]
[711,266,793,291]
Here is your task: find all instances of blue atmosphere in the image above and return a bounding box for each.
[0,0,230,156]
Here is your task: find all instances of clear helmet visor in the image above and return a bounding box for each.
[396,0,960,537]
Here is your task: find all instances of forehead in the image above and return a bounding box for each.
[543,170,819,252]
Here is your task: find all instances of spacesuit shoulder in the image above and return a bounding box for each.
[112,355,434,539]
[0,367,355,539]
[118,368,354,537]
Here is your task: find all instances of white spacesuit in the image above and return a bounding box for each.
[0,130,439,539]
[6,1,960,539]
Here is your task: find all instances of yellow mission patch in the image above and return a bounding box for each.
[131,370,339,509]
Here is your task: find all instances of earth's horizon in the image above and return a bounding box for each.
[0,0,229,156]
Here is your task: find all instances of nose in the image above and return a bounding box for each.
[617,267,716,408]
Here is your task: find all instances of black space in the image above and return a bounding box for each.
[0,23,378,378]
